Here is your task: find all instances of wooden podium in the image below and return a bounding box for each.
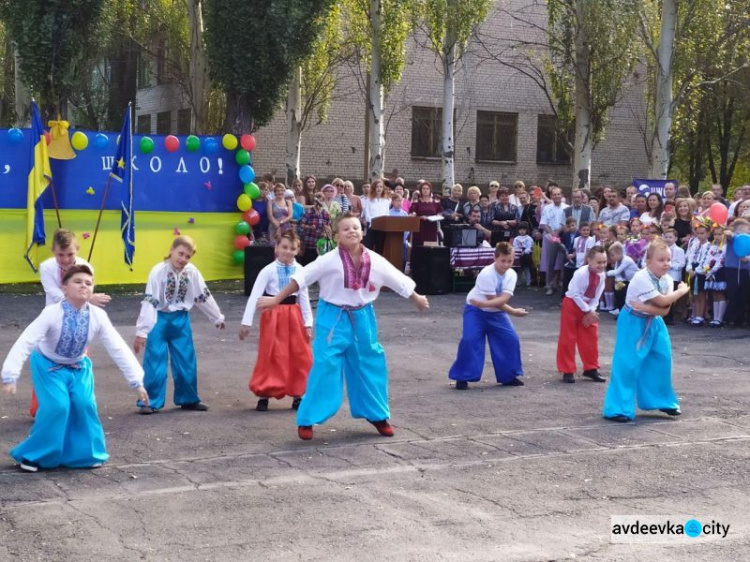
[371,216,421,271]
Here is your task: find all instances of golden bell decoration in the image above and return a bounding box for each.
[47,118,76,160]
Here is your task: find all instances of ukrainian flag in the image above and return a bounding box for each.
[111,103,134,268]
[24,101,52,272]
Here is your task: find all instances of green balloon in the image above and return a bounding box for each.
[235,220,250,235]
[186,135,200,152]
[235,149,251,166]
[244,182,261,200]
[139,136,154,154]
[232,250,245,264]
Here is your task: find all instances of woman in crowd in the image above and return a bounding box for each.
[343,181,363,220]
[462,186,482,218]
[441,184,465,227]
[411,181,442,246]
[362,178,391,252]
[640,193,664,226]
[301,176,317,206]
[491,187,518,246]
[674,198,695,247]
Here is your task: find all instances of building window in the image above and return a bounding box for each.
[156,111,171,135]
[411,106,442,158]
[177,108,192,135]
[136,54,151,89]
[136,114,152,135]
[537,114,571,164]
[475,111,517,162]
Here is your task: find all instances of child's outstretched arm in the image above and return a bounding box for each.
[628,300,670,317]
[647,281,689,307]
[470,292,512,309]
[258,280,300,311]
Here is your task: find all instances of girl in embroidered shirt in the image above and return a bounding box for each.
[602,239,689,422]
[257,213,429,441]
[685,223,711,325]
[2,265,148,472]
[239,231,313,412]
[702,225,727,326]
[133,236,225,414]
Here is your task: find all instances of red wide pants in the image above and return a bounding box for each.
[556,297,600,373]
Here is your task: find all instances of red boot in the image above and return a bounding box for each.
[298,426,313,440]
[370,420,394,437]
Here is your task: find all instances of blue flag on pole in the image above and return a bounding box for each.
[111,103,134,268]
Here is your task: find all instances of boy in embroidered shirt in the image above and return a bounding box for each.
[573,222,597,268]
[557,246,608,383]
[606,242,639,316]
[448,242,528,390]
[134,236,225,414]
[602,240,689,422]
[513,222,534,286]
[2,265,147,472]
[257,213,429,441]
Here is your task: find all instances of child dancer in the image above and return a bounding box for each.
[557,246,608,383]
[602,240,689,422]
[685,222,711,325]
[606,242,639,316]
[2,265,147,472]
[240,231,313,411]
[723,219,750,328]
[448,242,528,390]
[32,230,112,418]
[703,225,727,327]
[663,228,686,325]
[257,213,429,441]
[513,222,534,286]
[573,222,596,269]
[134,236,225,414]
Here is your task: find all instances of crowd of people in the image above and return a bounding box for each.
[2,173,749,473]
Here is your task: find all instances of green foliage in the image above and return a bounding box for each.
[342,0,412,93]
[546,0,640,146]
[204,0,335,129]
[414,0,492,60]
[0,0,106,116]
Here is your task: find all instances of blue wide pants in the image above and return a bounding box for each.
[297,301,389,427]
[602,307,679,420]
[448,305,523,383]
[139,310,200,410]
[10,351,108,468]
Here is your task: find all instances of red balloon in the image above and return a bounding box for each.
[243,208,260,226]
[240,134,256,151]
[234,235,251,250]
[707,202,728,226]
[43,131,51,145]
[165,135,180,153]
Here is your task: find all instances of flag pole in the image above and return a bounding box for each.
[87,175,114,262]
[48,178,63,228]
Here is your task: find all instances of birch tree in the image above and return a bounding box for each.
[414,0,492,191]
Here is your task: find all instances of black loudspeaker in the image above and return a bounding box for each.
[244,245,276,296]
[444,225,478,248]
[410,246,452,295]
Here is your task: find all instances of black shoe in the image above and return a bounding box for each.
[19,459,39,473]
[562,373,575,383]
[455,380,468,390]
[256,398,269,412]
[582,369,606,382]
[181,402,209,411]
[291,397,302,410]
[605,415,631,423]
[659,408,682,416]
[139,406,156,415]
[502,378,524,387]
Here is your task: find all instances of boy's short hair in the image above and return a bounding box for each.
[608,241,624,255]
[664,228,678,237]
[517,221,530,231]
[587,246,606,259]
[565,217,577,225]
[579,221,590,229]
[479,194,489,201]
[52,228,78,250]
[62,264,93,285]
[494,241,513,257]
[391,194,402,202]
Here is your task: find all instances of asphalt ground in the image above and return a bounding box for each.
[1,287,749,561]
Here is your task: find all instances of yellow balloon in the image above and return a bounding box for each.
[237,194,252,212]
[71,131,89,151]
[222,134,238,151]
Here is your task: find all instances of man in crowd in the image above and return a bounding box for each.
[599,185,631,227]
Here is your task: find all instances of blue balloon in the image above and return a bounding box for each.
[734,233,750,259]
[7,128,24,145]
[292,202,304,221]
[239,165,255,184]
[204,137,219,155]
[93,133,109,149]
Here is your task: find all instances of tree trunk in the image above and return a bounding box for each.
[187,0,210,134]
[441,29,456,192]
[224,90,254,134]
[368,0,385,182]
[285,66,303,187]
[14,46,29,126]
[572,0,592,190]
[649,0,676,178]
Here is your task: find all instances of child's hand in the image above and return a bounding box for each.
[257,296,278,311]
[2,382,17,396]
[676,281,689,295]
[135,385,149,405]
[239,325,251,341]
[510,307,528,317]
[90,293,112,307]
[306,327,313,339]
[582,311,599,326]
[411,293,429,311]
[133,336,146,354]
[468,299,484,308]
